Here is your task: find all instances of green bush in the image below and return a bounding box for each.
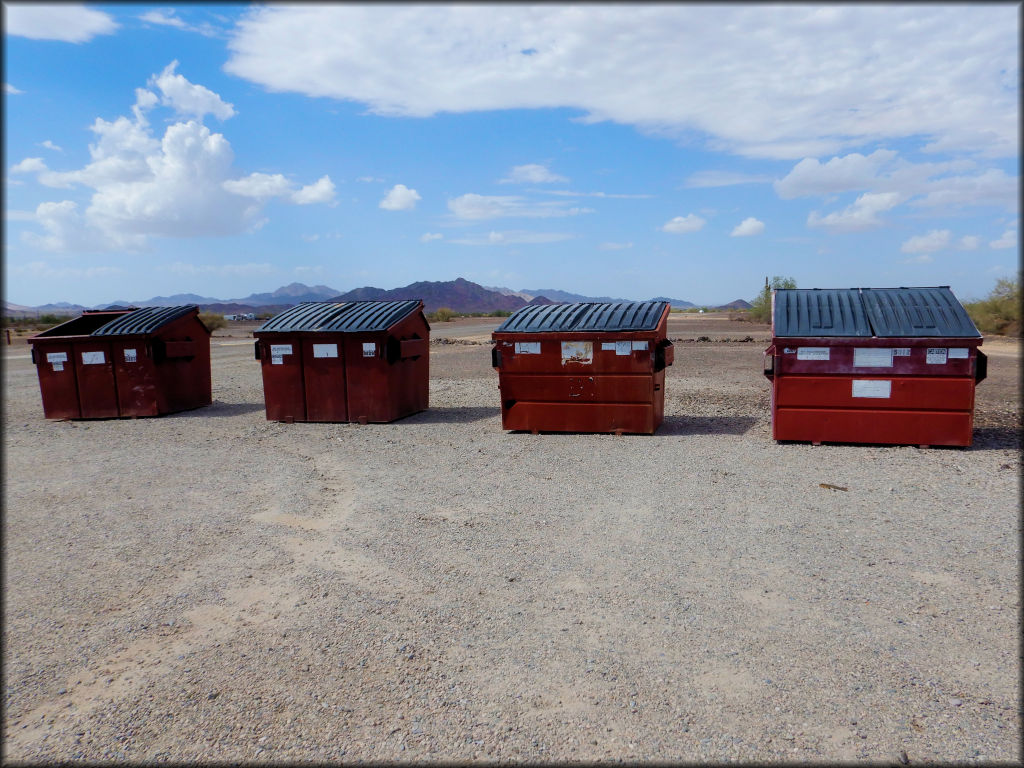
[198,312,227,331]
[429,307,456,322]
[748,276,796,323]
[963,276,1020,336]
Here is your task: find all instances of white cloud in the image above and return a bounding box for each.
[11,260,122,279]
[806,192,904,233]
[17,64,333,253]
[6,83,24,95]
[774,150,899,199]
[5,210,37,222]
[420,232,443,242]
[730,217,765,237]
[449,230,575,246]
[224,5,1018,159]
[684,170,773,188]
[958,235,981,251]
[5,3,118,42]
[599,241,633,250]
[301,234,320,242]
[356,176,383,183]
[541,189,653,199]
[900,229,951,254]
[39,140,63,152]
[990,230,1018,249]
[149,61,235,121]
[379,183,421,211]
[661,214,705,234]
[139,10,187,29]
[448,193,593,220]
[499,164,567,184]
[11,157,47,174]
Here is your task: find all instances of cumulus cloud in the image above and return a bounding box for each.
[5,3,118,42]
[958,235,981,251]
[420,232,443,242]
[807,192,904,233]
[661,214,705,234]
[685,170,773,188]
[140,10,187,29]
[16,63,334,252]
[448,193,593,220]
[448,230,575,246]
[39,140,63,152]
[990,230,1018,249]
[224,5,1018,159]
[499,164,567,184]
[6,83,24,95]
[900,229,951,254]
[11,158,48,174]
[379,184,421,211]
[730,217,765,237]
[774,150,899,199]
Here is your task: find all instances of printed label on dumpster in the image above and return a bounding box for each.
[81,351,105,365]
[362,342,376,357]
[270,344,292,356]
[515,342,541,354]
[123,348,137,363]
[271,355,283,365]
[926,348,948,364]
[631,341,649,351]
[853,348,893,367]
[797,347,830,361]
[313,343,338,358]
[948,348,969,359]
[852,380,891,398]
[615,340,632,356]
[52,362,64,371]
[561,341,593,365]
[892,348,911,356]
[46,352,67,363]
[601,342,616,351]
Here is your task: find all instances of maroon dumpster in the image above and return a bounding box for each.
[30,305,212,419]
[491,301,674,434]
[763,286,986,447]
[254,300,429,423]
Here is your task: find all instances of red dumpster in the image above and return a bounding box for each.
[254,300,429,423]
[30,305,212,419]
[763,287,986,447]
[491,301,674,434]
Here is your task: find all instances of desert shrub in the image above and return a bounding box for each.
[748,276,796,323]
[198,312,227,331]
[491,309,512,317]
[429,307,456,322]
[963,276,1020,336]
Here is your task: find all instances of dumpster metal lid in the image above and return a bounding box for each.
[495,301,668,333]
[774,287,980,338]
[860,287,980,338]
[256,300,422,333]
[91,305,199,336]
[773,289,871,337]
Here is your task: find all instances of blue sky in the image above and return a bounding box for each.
[4,3,1019,307]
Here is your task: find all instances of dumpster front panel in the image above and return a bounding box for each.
[773,406,974,447]
[32,341,81,419]
[502,401,656,434]
[301,337,348,422]
[74,341,120,418]
[257,336,306,422]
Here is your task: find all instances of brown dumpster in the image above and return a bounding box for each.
[30,305,212,419]
[491,301,674,434]
[254,299,429,423]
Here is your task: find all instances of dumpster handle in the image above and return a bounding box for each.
[254,340,261,361]
[491,346,502,369]
[30,347,37,365]
[975,349,987,384]
[763,346,775,379]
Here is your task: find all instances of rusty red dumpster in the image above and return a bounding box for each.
[491,301,674,434]
[254,300,429,423]
[764,287,986,447]
[30,305,212,419]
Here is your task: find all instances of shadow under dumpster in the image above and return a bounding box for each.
[400,406,501,424]
[657,415,759,436]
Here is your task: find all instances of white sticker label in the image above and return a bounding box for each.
[853,348,893,367]
[601,342,616,351]
[926,348,948,364]
[362,342,376,357]
[783,347,795,354]
[46,352,68,363]
[124,348,137,363]
[271,355,283,365]
[561,341,593,365]
[313,343,338,358]
[631,341,649,351]
[615,340,632,356]
[892,348,911,357]
[515,342,541,354]
[270,344,292,356]
[948,348,969,359]
[81,351,105,365]
[52,362,64,371]
[852,380,892,398]
[797,347,830,361]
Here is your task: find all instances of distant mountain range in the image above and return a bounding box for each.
[5,279,751,317]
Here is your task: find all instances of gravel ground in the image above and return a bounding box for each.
[2,319,1020,763]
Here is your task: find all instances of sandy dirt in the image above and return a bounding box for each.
[3,314,1019,763]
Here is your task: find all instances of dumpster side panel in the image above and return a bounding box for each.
[301,336,348,422]
[344,334,394,423]
[112,338,160,417]
[388,311,430,420]
[152,315,212,414]
[74,341,119,418]
[32,340,81,419]
[257,335,306,422]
